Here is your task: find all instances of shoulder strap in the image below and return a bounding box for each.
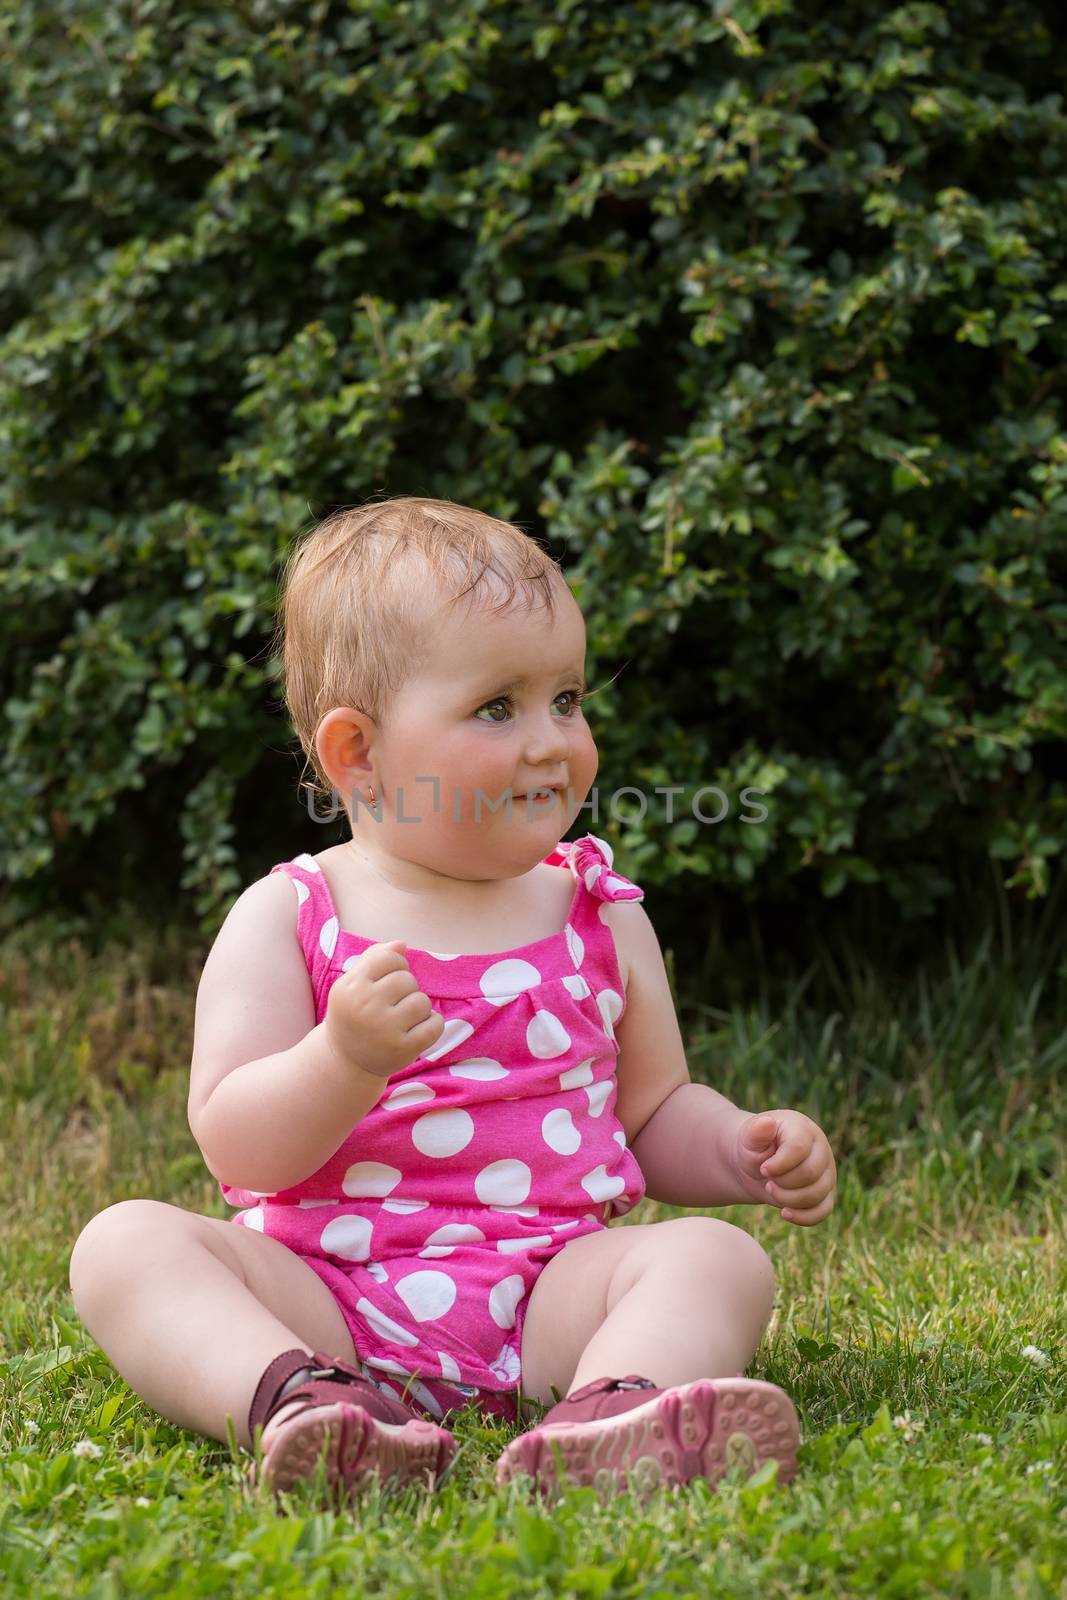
[566,833,645,909]
[557,833,644,991]
[269,853,339,1018]
[555,834,643,1042]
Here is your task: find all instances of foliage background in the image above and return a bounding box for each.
[3,0,1067,985]
[2,15,1062,1587]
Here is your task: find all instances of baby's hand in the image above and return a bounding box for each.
[324,940,445,1079]
[731,1109,837,1226]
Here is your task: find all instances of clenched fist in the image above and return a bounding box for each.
[324,939,445,1079]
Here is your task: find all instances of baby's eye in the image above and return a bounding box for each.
[475,690,585,725]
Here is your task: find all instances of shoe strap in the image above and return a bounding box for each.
[249,1347,377,1438]
[565,1374,658,1404]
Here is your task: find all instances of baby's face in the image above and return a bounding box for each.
[357,584,599,881]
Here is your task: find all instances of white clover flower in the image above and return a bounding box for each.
[1026,1460,1054,1476]
[72,1439,102,1459]
[134,1497,151,1508]
[892,1410,925,1443]
[1021,1345,1051,1368]
[24,1420,40,1436]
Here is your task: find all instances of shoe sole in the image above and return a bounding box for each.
[256,1402,455,1502]
[495,1377,800,1497]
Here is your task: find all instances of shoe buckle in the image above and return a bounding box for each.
[307,1364,349,1382]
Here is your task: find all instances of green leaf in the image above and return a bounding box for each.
[96,1394,123,1431]
[863,1403,895,1443]
[214,58,253,80]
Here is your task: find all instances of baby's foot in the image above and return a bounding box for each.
[495,1373,800,1498]
[250,1351,455,1503]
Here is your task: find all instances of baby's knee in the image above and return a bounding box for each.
[68,1199,165,1307]
[658,1216,777,1314]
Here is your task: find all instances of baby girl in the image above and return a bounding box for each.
[69,495,837,1503]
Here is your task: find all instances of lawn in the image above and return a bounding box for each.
[0,915,1062,1598]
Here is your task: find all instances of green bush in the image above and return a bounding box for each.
[2,0,1067,942]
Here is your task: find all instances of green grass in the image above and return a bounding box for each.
[0,916,1063,1598]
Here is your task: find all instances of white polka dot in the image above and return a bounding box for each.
[559,1060,595,1090]
[365,1355,410,1377]
[342,1162,402,1198]
[411,1108,475,1158]
[590,834,614,866]
[583,863,603,892]
[426,951,461,960]
[367,1261,389,1282]
[497,1234,553,1253]
[614,1130,627,1147]
[293,879,310,908]
[438,1351,463,1382]
[406,1377,445,1419]
[355,1297,419,1347]
[489,1340,522,1382]
[553,1218,581,1231]
[382,1197,429,1214]
[489,1274,525,1328]
[449,1058,508,1080]
[421,1018,474,1062]
[395,1270,457,1322]
[604,875,631,895]
[298,1197,339,1208]
[246,1189,274,1198]
[319,1213,372,1260]
[475,1159,531,1206]
[480,958,543,1005]
[542,1107,581,1155]
[490,1203,539,1216]
[585,1080,612,1118]
[527,1010,571,1059]
[294,853,320,872]
[561,974,591,1000]
[383,1081,435,1110]
[319,915,339,961]
[240,1207,264,1231]
[565,924,585,969]
[599,989,624,1023]
[596,988,623,1039]
[419,1224,485,1258]
[580,1164,626,1202]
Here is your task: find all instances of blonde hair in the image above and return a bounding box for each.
[271,495,567,808]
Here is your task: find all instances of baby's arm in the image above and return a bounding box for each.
[610,902,768,1208]
[188,874,387,1193]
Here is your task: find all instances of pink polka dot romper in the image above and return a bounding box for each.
[220,832,646,1425]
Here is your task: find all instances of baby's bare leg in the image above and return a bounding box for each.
[520,1216,776,1405]
[68,1199,357,1451]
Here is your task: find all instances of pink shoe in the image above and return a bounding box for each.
[248,1348,455,1503]
[495,1373,800,1497]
